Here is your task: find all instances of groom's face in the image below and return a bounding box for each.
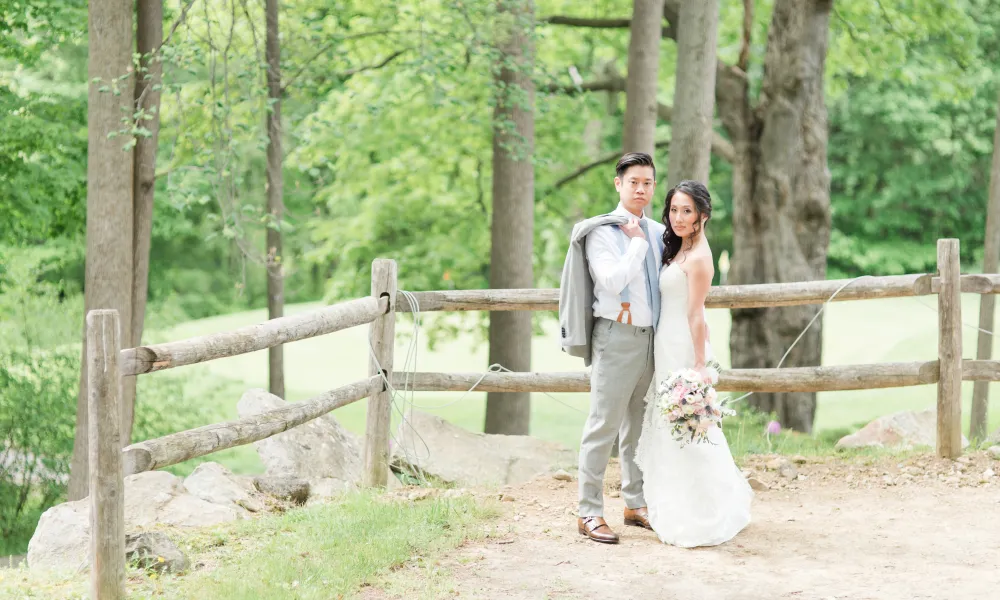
[615,165,656,216]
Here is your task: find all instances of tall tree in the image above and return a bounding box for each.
[68,0,135,500]
[123,0,165,445]
[666,0,719,188]
[485,0,535,435]
[622,0,664,162]
[971,90,1000,441]
[717,0,833,432]
[265,0,286,398]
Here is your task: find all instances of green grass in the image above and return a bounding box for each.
[0,492,499,599]
[144,293,1000,477]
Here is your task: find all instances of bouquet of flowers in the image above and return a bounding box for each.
[654,359,736,446]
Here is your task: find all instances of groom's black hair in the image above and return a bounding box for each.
[615,152,656,180]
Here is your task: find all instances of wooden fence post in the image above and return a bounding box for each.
[937,239,963,459]
[971,93,1000,441]
[364,259,397,487]
[87,309,125,599]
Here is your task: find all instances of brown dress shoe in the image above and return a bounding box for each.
[577,516,620,544]
[623,507,653,530]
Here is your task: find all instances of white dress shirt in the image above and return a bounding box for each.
[585,204,664,327]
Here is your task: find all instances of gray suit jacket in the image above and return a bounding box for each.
[558,213,630,366]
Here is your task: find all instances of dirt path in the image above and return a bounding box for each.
[376,452,1000,599]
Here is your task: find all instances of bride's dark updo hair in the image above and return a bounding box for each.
[661,180,712,266]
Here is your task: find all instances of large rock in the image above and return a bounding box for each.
[392,411,575,487]
[26,498,89,573]
[125,532,189,574]
[836,409,970,450]
[27,471,240,573]
[253,475,310,505]
[125,471,241,528]
[183,462,264,513]
[236,389,363,490]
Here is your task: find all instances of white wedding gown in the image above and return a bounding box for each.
[635,262,753,548]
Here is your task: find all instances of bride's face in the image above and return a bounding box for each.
[668,193,704,239]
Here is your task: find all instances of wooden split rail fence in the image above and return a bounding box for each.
[84,238,999,598]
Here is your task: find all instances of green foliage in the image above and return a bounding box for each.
[827,0,984,96]
[0,346,77,547]
[0,0,85,66]
[0,87,87,246]
[0,243,84,349]
[827,0,1000,275]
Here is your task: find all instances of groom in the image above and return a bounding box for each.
[559,152,665,544]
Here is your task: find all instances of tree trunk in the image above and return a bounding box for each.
[123,0,164,446]
[666,0,719,188]
[485,0,535,435]
[265,0,285,399]
[68,0,135,500]
[622,0,665,165]
[719,0,833,433]
[971,90,1000,441]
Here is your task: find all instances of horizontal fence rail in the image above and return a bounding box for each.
[121,376,378,476]
[121,296,388,376]
[391,360,1000,395]
[395,273,1000,313]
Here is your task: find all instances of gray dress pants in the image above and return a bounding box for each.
[578,317,655,517]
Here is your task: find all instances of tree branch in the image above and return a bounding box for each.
[283,49,409,94]
[340,49,409,78]
[542,76,626,95]
[539,15,676,39]
[540,15,676,38]
[663,0,680,36]
[161,0,198,50]
[714,64,753,152]
[739,0,753,72]
[282,29,421,91]
[540,16,630,28]
[658,103,735,164]
[553,140,672,189]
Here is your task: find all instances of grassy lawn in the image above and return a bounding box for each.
[141,294,1000,477]
[0,492,499,599]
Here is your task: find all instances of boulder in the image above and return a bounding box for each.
[392,410,575,487]
[27,471,240,573]
[236,389,363,491]
[125,471,241,529]
[26,499,89,573]
[125,532,189,574]
[183,462,264,513]
[835,409,970,450]
[254,475,310,505]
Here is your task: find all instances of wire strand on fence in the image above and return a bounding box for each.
[910,295,995,337]
[366,274,1000,485]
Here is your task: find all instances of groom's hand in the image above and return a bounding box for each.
[620,218,645,240]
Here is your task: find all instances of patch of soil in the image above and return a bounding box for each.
[368,452,1000,599]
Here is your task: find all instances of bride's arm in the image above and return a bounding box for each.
[686,256,715,370]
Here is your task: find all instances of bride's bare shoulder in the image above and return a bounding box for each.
[687,253,714,277]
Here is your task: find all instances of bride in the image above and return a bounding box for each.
[635,180,753,548]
